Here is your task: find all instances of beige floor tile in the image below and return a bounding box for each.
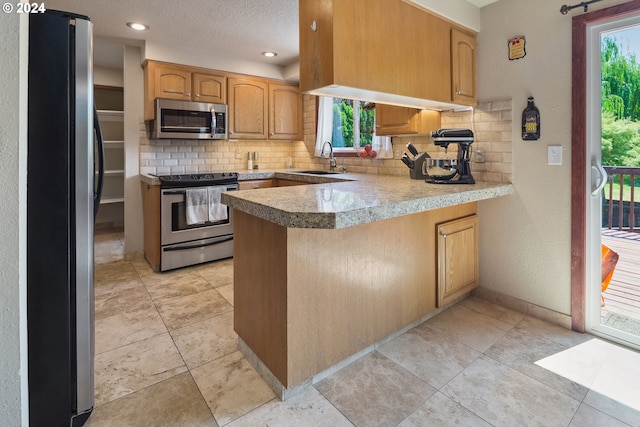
[517,316,592,348]
[397,391,492,427]
[156,288,232,330]
[216,284,234,306]
[486,323,589,401]
[170,311,237,369]
[425,304,512,352]
[94,236,125,264]
[95,306,167,354]
[568,403,630,427]
[583,390,640,427]
[94,333,188,406]
[377,322,480,389]
[94,260,142,297]
[191,351,275,426]
[197,258,234,288]
[459,296,526,326]
[87,372,217,427]
[315,351,436,427]
[144,271,213,304]
[227,386,352,427]
[442,356,580,427]
[94,285,154,320]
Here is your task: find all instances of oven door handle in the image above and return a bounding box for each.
[163,235,233,252]
[162,186,237,196]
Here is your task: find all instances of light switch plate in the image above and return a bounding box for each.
[548,146,562,165]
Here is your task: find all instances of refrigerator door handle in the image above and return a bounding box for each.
[94,106,104,218]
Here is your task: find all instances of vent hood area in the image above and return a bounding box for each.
[299,0,477,111]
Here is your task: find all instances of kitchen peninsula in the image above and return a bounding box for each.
[221,171,512,399]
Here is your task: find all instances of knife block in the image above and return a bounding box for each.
[409,153,429,180]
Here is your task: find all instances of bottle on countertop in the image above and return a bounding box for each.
[247,152,253,170]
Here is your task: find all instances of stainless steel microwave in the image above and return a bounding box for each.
[150,99,228,139]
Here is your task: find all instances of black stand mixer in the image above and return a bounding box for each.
[425,128,475,184]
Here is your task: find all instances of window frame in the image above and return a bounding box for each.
[315,96,374,157]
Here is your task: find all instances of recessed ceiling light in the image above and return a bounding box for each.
[126,22,149,31]
[262,51,278,58]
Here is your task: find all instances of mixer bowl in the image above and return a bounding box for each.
[423,158,459,179]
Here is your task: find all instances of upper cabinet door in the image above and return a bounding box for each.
[269,83,302,140]
[154,64,192,100]
[376,105,420,135]
[228,77,268,139]
[451,28,477,106]
[192,73,227,104]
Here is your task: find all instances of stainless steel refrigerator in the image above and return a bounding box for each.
[27,9,103,427]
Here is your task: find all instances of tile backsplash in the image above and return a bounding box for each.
[139,96,512,184]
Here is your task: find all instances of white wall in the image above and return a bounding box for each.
[0,12,29,426]
[143,41,287,80]
[94,65,124,87]
[124,46,145,259]
[476,0,628,316]
[410,0,481,31]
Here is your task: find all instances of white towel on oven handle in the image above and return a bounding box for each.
[185,188,208,225]
[207,187,228,222]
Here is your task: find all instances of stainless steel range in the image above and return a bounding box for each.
[158,172,238,271]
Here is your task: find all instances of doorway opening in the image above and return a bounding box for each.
[585,11,640,350]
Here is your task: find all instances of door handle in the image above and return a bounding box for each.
[591,158,607,197]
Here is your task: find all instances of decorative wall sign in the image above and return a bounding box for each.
[508,35,526,60]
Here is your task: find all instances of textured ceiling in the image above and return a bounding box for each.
[43,0,498,69]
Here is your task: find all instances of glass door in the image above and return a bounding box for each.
[586,14,640,350]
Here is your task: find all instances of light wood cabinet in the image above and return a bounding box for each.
[275,179,307,187]
[143,61,228,120]
[141,182,161,271]
[269,83,303,140]
[228,77,269,140]
[299,0,476,107]
[234,202,477,388]
[153,63,192,100]
[437,214,478,307]
[144,61,301,140]
[300,0,451,103]
[451,28,477,106]
[376,105,441,136]
[192,72,226,104]
[238,179,275,190]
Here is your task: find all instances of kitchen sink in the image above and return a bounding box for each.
[296,170,339,175]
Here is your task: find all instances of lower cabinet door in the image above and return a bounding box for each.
[437,214,478,307]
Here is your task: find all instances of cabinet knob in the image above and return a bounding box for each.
[441,232,447,238]
[455,90,461,95]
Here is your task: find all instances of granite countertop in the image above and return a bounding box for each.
[220,170,513,229]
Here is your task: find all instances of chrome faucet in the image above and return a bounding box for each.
[321,141,337,172]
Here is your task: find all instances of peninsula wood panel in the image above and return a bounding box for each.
[233,211,289,383]
[233,201,477,388]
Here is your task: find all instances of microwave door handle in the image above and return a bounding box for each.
[211,110,216,134]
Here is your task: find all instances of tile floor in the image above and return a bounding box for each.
[88,228,640,427]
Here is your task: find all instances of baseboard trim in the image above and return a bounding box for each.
[472,287,572,330]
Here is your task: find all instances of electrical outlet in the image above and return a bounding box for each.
[548,146,562,165]
[475,148,485,163]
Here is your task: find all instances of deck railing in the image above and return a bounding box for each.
[603,166,640,232]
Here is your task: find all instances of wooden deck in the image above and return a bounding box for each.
[601,229,640,322]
